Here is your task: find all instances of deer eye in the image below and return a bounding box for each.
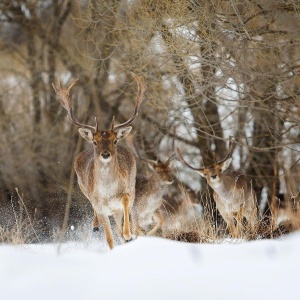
[93,141,97,146]
[114,140,117,145]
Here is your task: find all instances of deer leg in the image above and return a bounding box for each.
[92,210,100,232]
[229,219,237,238]
[236,207,244,237]
[227,213,240,238]
[246,211,258,238]
[113,211,126,242]
[98,214,114,250]
[130,207,139,237]
[121,194,131,241]
[147,210,163,236]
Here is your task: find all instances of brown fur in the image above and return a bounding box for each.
[133,160,174,236]
[199,164,258,238]
[176,142,258,238]
[75,143,137,249]
[53,74,146,249]
[159,193,203,237]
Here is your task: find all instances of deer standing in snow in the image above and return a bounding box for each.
[176,137,258,238]
[52,73,146,249]
[133,156,175,236]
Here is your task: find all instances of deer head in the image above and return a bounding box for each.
[176,137,235,185]
[52,73,146,163]
[141,155,176,185]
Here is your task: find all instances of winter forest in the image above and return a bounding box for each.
[0,0,300,245]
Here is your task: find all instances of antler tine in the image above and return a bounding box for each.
[52,78,97,133]
[139,156,158,165]
[94,117,99,132]
[113,72,147,130]
[175,148,205,171]
[212,152,217,164]
[166,153,176,166]
[218,136,235,164]
[110,116,115,131]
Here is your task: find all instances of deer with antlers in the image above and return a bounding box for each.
[176,137,258,238]
[52,73,146,249]
[133,156,175,236]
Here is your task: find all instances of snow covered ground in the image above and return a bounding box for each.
[1,232,299,300]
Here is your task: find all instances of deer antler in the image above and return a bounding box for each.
[175,148,205,171]
[165,153,176,166]
[52,79,98,132]
[139,157,158,165]
[217,136,235,164]
[113,72,146,130]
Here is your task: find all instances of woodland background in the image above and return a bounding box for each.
[0,0,299,240]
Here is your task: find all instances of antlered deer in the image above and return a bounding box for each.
[52,73,146,249]
[176,137,258,238]
[133,156,175,236]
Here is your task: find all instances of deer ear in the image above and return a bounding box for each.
[220,158,232,172]
[78,128,94,141]
[116,126,132,140]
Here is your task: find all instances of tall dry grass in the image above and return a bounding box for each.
[0,189,43,244]
[1,187,299,246]
[159,190,300,243]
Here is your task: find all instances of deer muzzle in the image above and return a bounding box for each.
[100,151,111,161]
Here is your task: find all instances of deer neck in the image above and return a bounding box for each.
[151,171,162,185]
[209,178,228,195]
[94,154,119,182]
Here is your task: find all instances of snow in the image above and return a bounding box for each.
[1,233,299,300]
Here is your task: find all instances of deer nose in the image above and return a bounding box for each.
[101,151,111,159]
[211,174,217,179]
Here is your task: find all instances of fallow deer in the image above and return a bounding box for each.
[176,137,258,238]
[133,156,175,236]
[52,73,146,249]
[159,187,203,238]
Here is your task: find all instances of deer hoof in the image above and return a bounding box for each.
[93,227,99,232]
[123,232,131,241]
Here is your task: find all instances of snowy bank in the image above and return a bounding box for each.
[0,233,299,300]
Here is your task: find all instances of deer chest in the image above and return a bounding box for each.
[102,197,124,216]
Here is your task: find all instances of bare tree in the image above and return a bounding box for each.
[0,0,299,239]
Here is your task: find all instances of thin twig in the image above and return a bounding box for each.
[15,188,40,243]
[230,0,252,40]
[57,132,83,254]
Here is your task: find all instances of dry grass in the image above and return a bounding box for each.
[1,189,299,246]
[0,210,41,245]
[159,191,300,244]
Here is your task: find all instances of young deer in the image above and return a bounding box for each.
[52,73,146,249]
[176,137,258,238]
[133,156,175,236]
